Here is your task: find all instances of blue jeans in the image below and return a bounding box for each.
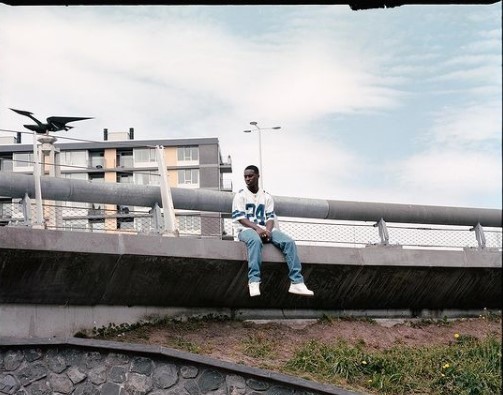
[238,228,304,284]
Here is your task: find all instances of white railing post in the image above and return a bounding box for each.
[470,223,486,249]
[151,202,163,235]
[155,145,179,237]
[374,218,390,245]
[32,132,44,229]
[21,193,32,226]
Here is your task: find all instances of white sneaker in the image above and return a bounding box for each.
[288,282,314,296]
[248,282,261,297]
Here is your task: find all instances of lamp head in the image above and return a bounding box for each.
[250,121,258,126]
[243,130,252,133]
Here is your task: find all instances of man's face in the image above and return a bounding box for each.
[244,169,259,189]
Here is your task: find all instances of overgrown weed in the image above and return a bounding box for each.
[77,313,234,339]
[285,335,502,394]
[241,333,277,359]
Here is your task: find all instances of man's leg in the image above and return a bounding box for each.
[269,229,304,284]
[270,229,314,296]
[238,229,263,296]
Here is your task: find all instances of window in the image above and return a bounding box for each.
[134,148,157,164]
[64,173,88,180]
[60,150,88,170]
[117,151,133,168]
[0,157,13,171]
[117,219,135,230]
[89,221,106,232]
[117,204,134,230]
[88,204,105,224]
[178,169,199,185]
[89,151,104,168]
[117,172,134,184]
[89,173,104,183]
[177,146,199,162]
[134,171,160,185]
[12,152,34,170]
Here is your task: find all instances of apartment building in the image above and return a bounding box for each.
[0,129,232,236]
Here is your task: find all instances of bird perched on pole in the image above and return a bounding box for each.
[10,108,93,133]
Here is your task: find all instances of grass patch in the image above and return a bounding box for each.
[285,335,501,394]
[241,333,277,359]
[409,316,452,328]
[172,337,203,354]
[479,308,501,322]
[78,313,233,339]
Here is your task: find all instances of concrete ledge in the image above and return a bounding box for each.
[0,336,363,395]
[0,226,501,311]
[1,226,500,268]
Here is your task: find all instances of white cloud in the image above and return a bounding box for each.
[227,126,365,201]
[0,5,403,134]
[462,37,502,53]
[431,65,501,85]
[429,101,502,144]
[395,149,501,207]
[442,54,501,68]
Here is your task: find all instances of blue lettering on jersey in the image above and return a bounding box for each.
[245,203,266,226]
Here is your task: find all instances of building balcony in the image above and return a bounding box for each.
[220,156,232,174]
[221,179,233,192]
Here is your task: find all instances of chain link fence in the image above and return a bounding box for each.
[278,219,502,250]
[1,198,501,251]
[0,198,229,238]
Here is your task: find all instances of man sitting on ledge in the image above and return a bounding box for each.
[232,165,314,297]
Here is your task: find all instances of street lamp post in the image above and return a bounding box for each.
[243,121,281,190]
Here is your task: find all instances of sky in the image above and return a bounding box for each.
[0,3,501,209]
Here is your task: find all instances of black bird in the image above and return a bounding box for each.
[10,108,93,133]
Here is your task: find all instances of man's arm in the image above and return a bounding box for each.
[265,219,274,232]
[263,193,276,239]
[238,218,269,238]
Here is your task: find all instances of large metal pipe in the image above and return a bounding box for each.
[0,172,501,227]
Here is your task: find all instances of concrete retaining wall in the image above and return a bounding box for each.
[0,227,500,312]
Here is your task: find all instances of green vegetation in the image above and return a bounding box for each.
[77,313,231,339]
[241,333,277,359]
[285,335,502,394]
[318,313,377,325]
[80,313,502,395]
[172,337,202,354]
[74,321,147,338]
[409,316,452,328]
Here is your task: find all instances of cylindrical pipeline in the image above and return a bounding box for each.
[0,172,501,227]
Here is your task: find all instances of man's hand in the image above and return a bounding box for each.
[257,228,271,243]
[237,218,273,243]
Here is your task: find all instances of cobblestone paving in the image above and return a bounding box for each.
[0,344,338,395]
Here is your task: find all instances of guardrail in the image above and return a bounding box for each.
[1,199,501,250]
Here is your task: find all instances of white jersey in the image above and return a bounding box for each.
[232,188,276,235]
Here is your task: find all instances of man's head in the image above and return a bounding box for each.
[244,165,260,192]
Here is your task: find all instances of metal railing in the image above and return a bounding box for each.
[1,199,501,251]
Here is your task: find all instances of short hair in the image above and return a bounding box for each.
[245,165,259,175]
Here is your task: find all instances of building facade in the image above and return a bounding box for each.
[0,130,232,237]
